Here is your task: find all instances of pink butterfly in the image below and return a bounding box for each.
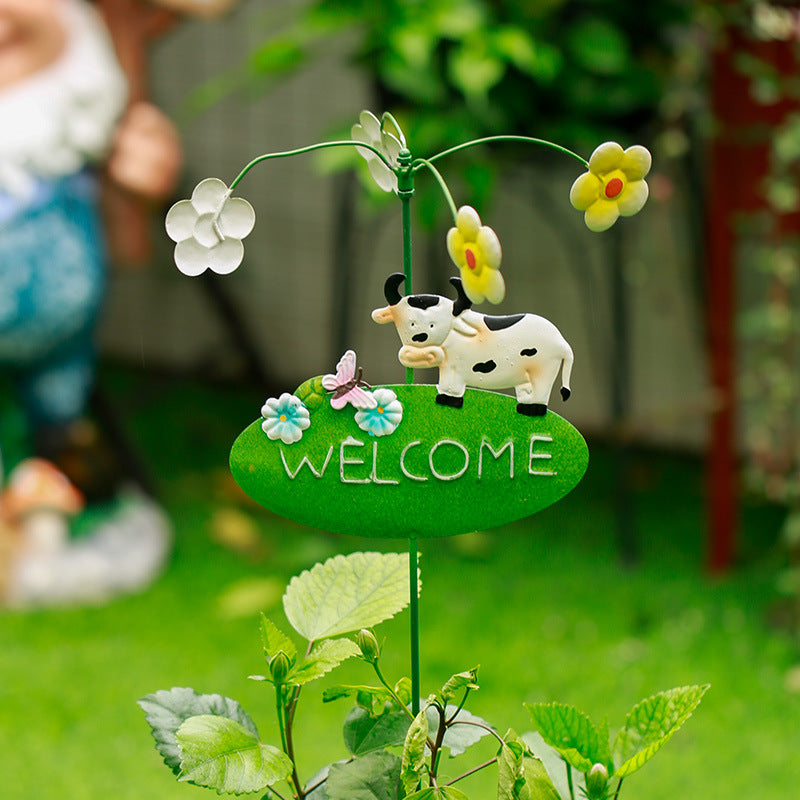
[322,350,377,410]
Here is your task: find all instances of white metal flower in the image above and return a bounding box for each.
[354,388,403,437]
[165,178,255,276]
[351,110,405,194]
[261,393,311,445]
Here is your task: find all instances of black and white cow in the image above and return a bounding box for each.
[372,273,574,416]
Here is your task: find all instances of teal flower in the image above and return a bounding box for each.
[354,388,403,437]
[261,393,310,444]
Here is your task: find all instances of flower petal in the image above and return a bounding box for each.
[584,199,620,232]
[588,142,624,176]
[569,172,602,211]
[617,179,649,216]
[476,225,502,270]
[218,197,256,239]
[350,123,374,161]
[460,269,486,304]
[165,199,199,242]
[367,157,397,193]
[381,130,403,163]
[455,205,482,240]
[481,268,506,305]
[620,145,652,181]
[174,239,211,276]
[194,213,223,248]
[207,238,244,275]
[446,227,465,266]
[357,110,381,140]
[191,177,230,214]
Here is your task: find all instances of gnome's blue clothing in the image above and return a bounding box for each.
[0,171,106,428]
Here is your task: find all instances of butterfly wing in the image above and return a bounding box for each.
[322,350,357,391]
[339,385,378,410]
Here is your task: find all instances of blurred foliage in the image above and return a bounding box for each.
[728,3,800,641]
[190,0,695,225]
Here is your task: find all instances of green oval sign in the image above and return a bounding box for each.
[230,385,588,538]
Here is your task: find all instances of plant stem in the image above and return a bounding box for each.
[445,756,499,786]
[613,777,624,800]
[372,662,415,722]
[408,536,420,716]
[429,704,448,782]
[566,761,575,800]
[411,158,458,222]
[445,688,471,724]
[275,684,288,755]
[228,140,394,191]
[448,718,505,746]
[426,135,589,169]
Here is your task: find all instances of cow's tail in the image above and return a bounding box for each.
[560,342,574,402]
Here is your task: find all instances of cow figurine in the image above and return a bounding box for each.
[372,273,573,416]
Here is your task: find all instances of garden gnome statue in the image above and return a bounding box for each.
[0,0,237,605]
[0,0,184,498]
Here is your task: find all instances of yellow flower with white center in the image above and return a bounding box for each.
[570,142,652,232]
[446,205,504,305]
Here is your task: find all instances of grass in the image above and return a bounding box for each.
[1,366,799,800]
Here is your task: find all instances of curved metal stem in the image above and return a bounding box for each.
[229,140,394,190]
[427,135,588,169]
[412,159,458,223]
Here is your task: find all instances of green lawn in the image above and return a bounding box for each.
[1,367,798,800]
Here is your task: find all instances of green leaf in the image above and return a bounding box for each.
[291,638,360,685]
[523,756,561,800]
[498,729,527,800]
[344,707,411,755]
[249,36,306,76]
[326,750,403,800]
[448,41,506,97]
[405,788,470,800]
[440,667,479,704]
[260,614,297,661]
[524,702,603,773]
[401,708,430,795]
[176,715,291,793]
[612,685,709,779]
[566,17,630,76]
[137,688,259,776]
[323,684,393,705]
[283,552,416,641]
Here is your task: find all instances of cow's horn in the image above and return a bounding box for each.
[449,277,472,316]
[384,273,406,305]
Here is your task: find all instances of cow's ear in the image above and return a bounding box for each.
[452,315,479,337]
[371,306,394,324]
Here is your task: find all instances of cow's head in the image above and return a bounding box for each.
[371,273,476,348]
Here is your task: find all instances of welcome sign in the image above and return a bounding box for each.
[230,384,588,538]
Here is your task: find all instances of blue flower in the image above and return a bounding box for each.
[354,388,403,437]
[261,393,310,444]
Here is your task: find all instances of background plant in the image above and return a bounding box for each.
[140,551,707,800]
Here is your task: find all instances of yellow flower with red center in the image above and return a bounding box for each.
[570,142,652,232]
[446,205,504,305]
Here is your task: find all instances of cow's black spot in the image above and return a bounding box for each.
[412,333,428,342]
[408,294,440,310]
[483,313,525,331]
[472,360,497,374]
[520,347,537,357]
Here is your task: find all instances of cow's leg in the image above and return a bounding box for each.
[436,370,466,409]
[514,381,546,416]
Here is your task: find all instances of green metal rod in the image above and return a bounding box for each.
[425,135,589,168]
[409,536,420,716]
[229,139,393,191]
[397,149,420,715]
